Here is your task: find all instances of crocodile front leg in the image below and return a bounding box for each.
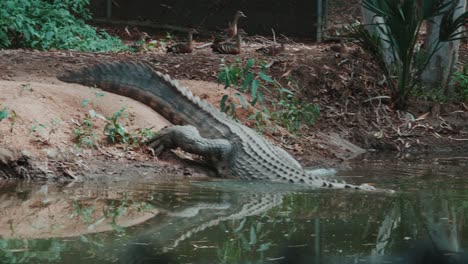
[146,125,233,176]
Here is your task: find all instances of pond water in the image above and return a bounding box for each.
[1,155,468,264]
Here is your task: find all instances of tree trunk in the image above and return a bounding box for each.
[361,3,395,66]
[464,4,468,43]
[421,0,466,94]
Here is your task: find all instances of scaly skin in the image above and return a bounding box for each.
[58,61,375,190]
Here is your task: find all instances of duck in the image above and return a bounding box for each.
[211,29,244,55]
[166,29,197,54]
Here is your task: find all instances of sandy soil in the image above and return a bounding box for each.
[0,74,261,180]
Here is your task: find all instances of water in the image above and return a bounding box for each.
[1,156,468,264]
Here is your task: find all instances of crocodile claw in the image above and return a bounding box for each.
[146,127,176,156]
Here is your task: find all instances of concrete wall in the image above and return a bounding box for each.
[90,0,321,39]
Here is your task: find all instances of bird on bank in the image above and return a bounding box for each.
[167,29,198,54]
[211,29,247,55]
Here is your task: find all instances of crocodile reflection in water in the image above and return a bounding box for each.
[121,182,468,264]
[1,179,468,264]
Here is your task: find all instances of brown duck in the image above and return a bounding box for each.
[211,30,243,55]
[207,11,247,46]
[167,29,197,54]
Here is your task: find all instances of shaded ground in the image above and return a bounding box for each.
[0,0,467,181]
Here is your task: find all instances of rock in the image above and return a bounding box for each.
[0,147,18,164]
[0,147,47,179]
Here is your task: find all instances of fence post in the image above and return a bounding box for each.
[106,0,112,21]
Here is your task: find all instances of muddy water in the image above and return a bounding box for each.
[0,156,467,264]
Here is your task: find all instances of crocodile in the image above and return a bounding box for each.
[58,60,375,191]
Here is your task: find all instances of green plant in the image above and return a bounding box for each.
[104,108,155,145]
[104,107,130,144]
[348,0,468,109]
[217,58,272,117]
[27,118,64,141]
[272,88,320,132]
[165,32,173,41]
[22,83,31,92]
[29,123,47,135]
[0,0,127,51]
[247,110,270,133]
[8,110,17,132]
[102,195,154,235]
[71,200,95,224]
[0,106,18,137]
[129,127,156,144]
[0,105,8,122]
[217,59,320,133]
[453,65,468,101]
[0,238,66,263]
[73,109,100,147]
[156,32,174,50]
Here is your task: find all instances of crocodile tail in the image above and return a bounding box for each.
[58,61,230,138]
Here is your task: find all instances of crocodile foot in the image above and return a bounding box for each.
[146,125,233,164]
[146,126,181,155]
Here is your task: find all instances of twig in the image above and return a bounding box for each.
[363,96,391,102]
[280,34,294,44]
[435,157,468,160]
[448,136,468,141]
[462,103,468,111]
[250,35,274,44]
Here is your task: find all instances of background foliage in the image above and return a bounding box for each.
[0,0,126,51]
[349,0,467,109]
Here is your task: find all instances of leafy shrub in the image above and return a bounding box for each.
[0,0,126,51]
[217,58,272,117]
[104,107,130,143]
[349,0,468,109]
[104,107,155,145]
[217,58,320,133]
[453,65,468,101]
[272,88,320,132]
[73,110,99,147]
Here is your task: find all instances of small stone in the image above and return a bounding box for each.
[44,148,59,159]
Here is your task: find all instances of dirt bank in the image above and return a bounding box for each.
[0,53,363,181]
